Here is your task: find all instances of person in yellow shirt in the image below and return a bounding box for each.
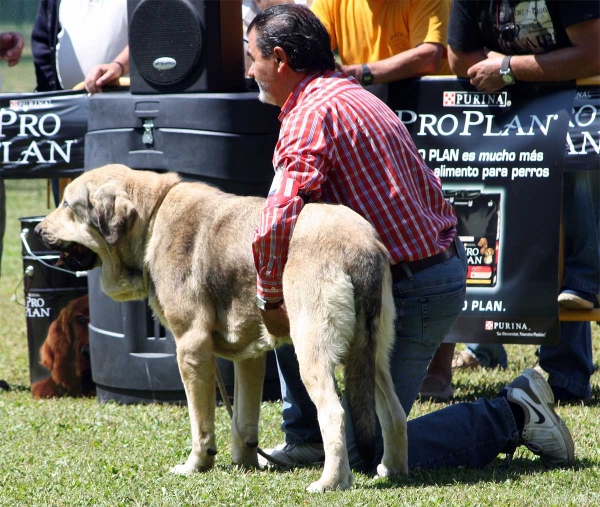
[311,0,452,85]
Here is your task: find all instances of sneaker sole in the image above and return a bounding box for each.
[523,368,575,467]
[557,296,594,310]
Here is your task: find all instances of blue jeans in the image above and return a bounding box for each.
[561,170,600,296]
[275,239,520,469]
[465,343,508,369]
[539,170,599,399]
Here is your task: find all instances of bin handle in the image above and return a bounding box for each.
[21,229,88,278]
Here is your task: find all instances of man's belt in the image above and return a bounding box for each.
[391,240,458,282]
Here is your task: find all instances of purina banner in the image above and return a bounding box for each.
[0,90,88,179]
[565,82,600,172]
[386,78,577,345]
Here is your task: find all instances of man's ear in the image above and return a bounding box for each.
[273,46,287,69]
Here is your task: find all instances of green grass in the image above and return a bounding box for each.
[1,179,599,506]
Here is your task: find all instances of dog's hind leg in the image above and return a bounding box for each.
[171,327,218,475]
[374,270,408,477]
[231,355,266,468]
[297,344,353,493]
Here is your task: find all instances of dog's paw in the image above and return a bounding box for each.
[170,463,197,475]
[375,462,408,479]
[306,472,354,493]
[170,454,214,475]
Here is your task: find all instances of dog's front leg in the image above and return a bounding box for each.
[171,332,217,474]
[231,355,266,468]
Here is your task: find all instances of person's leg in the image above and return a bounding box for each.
[407,397,518,468]
[344,244,468,468]
[559,170,600,307]
[273,343,322,444]
[465,342,508,368]
[538,321,594,401]
[419,342,455,401]
[265,242,467,464]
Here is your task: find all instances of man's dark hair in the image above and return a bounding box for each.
[248,4,335,73]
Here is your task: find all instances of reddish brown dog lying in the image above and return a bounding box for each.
[31,294,95,398]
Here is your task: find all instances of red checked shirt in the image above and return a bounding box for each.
[252,70,457,301]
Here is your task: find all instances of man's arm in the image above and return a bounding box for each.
[252,135,329,337]
[448,47,486,78]
[252,110,330,305]
[314,0,447,84]
[341,43,443,84]
[31,0,57,91]
[84,45,130,94]
[465,18,600,93]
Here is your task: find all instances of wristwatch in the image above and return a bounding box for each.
[256,296,283,311]
[500,55,515,85]
[361,64,373,86]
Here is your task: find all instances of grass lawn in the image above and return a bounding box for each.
[1,179,599,506]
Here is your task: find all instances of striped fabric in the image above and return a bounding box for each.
[253,70,457,301]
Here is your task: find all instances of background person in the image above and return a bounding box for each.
[32,0,128,94]
[443,0,600,403]
[248,4,573,472]
[32,0,129,205]
[310,0,451,85]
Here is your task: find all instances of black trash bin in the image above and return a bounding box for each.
[19,216,88,390]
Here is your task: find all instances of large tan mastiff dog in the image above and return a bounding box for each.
[36,164,407,492]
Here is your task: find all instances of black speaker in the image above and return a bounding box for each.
[128,0,245,94]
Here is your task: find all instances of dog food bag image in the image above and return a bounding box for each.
[444,191,501,287]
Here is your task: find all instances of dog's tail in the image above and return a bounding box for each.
[345,249,394,472]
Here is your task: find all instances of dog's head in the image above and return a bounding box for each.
[35,164,180,301]
[36,294,91,397]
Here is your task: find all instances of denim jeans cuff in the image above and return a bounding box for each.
[547,372,592,399]
[284,436,323,445]
[496,395,521,454]
[561,275,600,296]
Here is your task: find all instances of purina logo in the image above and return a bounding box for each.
[443,91,510,108]
[485,321,529,331]
[9,99,53,112]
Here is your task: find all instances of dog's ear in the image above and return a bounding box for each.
[42,308,78,389]
[90,186,137,246]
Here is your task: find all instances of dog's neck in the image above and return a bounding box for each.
[141,179,181,290]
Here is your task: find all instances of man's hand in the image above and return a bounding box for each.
[0,32,24,67]
[84,62,123,94]
[467,51,506,93]
[259,303,290,338]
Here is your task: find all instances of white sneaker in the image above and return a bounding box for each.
[505,368,575,468]
[258,442,325,469]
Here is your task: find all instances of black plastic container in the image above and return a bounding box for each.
[20,216,88,388]
[84,91,280,196]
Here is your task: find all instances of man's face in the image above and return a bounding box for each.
[246,29,280,105]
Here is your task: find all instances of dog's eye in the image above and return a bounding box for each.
[74,315,88,324]
[62,200,69,208]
